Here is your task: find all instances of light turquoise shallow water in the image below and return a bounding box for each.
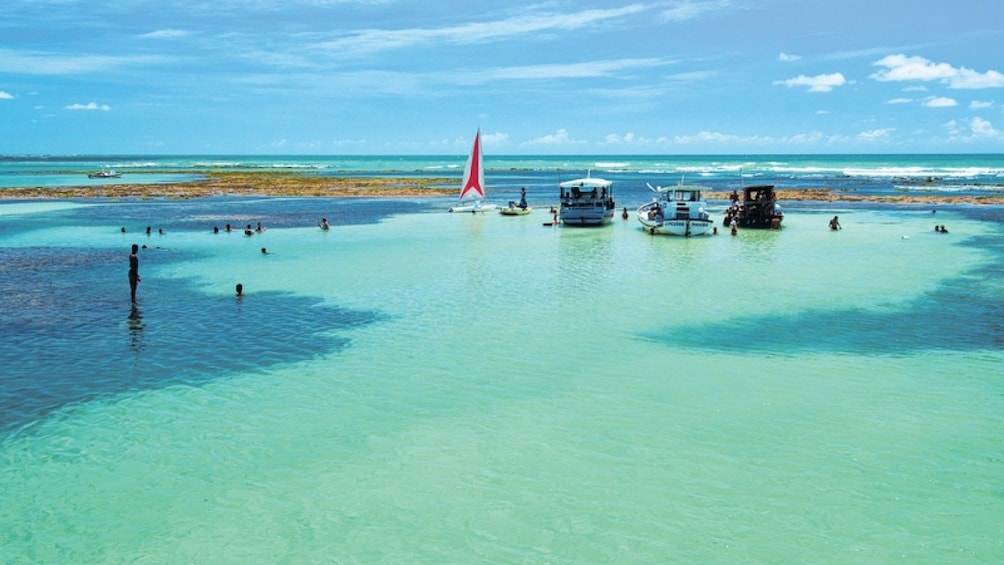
[1,201,1002,562]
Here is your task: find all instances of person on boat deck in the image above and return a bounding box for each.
[654,207,664,222]
[829,216,842,230]
[320,217,330,230]
[518,188,527,209]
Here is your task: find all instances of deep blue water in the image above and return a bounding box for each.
[0,243,385,435]
[0,197,436,435]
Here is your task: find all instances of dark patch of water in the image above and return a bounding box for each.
[0,245,384,435]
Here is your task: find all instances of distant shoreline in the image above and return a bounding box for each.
[1,171,1003,205]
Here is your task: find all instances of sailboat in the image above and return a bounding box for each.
[448,129,497,213]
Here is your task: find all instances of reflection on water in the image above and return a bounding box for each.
[127,305,144,352]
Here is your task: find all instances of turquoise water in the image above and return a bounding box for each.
[1,192,1003,561]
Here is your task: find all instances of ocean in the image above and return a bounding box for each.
[1,154,1002,562]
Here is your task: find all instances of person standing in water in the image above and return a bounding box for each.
[128,243,140,302]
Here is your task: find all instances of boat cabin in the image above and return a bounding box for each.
[736,185,783,229]
[558,177,616,226]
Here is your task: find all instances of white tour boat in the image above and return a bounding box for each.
[558,176,615,226]
[637,182,714,236]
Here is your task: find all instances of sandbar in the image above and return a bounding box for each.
[1,171,1002,205]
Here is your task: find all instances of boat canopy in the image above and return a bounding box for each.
[653,186,708,201]
[559,178,612,190]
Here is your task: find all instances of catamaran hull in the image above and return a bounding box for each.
[639,218,714,236]
[449,203,498,213]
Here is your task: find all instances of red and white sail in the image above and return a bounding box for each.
[458,129,485,202]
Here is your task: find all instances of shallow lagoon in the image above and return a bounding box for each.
[1,196,1002,562]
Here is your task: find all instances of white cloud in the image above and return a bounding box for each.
[858,128,892,141]
[0,48,169,75]
[783,131,824,144]
[660,0,735,22]
[871,54,1004,89]
[924,96,957,108]
[778,52,801,62]
[475,58,668,81]
[523,129,584,146]
[886,98,912,104]
[603,132,649,145]
[672,130,774,144]
[945,117,1000,139]
[481,131,510,146]
[140,29,190,39]
[0,90,13,99]
[773,72,847,92]
[816,110,830,115]
[970,100,994,109]
[316,5,646,54]
[674,130,740,143]
[969,117,998,137]
[65,102,110,111]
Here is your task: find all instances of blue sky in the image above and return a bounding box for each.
[2,0,1003,154]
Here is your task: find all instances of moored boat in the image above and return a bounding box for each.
[637,182,714,236]
[558,176,615,226]
[728,185,783,229]
[499,203,531,216]
[87,170,122,179]
[499,187,531,215]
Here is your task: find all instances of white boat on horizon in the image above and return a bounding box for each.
[87,169,122,179]
[448,129,497,213]
[558,176,615,226]
[637,182,714,236]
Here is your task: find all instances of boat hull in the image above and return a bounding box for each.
[499,206,531,216]
[639,217,714,236]
[449,203,498,213]
[559,208,614,226]
[636,184,714,236]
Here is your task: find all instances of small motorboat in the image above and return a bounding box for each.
[88,170,122,179]
[499,201,532,216]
